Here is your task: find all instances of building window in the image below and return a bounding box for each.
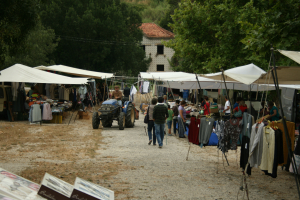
[157,65,164,71]
[141,45,145,51]
[157,45,164,55]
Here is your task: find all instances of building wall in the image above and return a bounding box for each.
[142,36,174,72]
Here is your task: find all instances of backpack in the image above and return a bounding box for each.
[234,106,242,118]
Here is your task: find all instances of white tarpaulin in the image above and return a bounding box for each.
[140,72,202,81]
[159,81,276,91]
[202,63,266,85]
[278,49,300,65]
[35,65,114,79]
[0,64,88,84]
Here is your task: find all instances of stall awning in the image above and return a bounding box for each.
[0,64,88,84]
[278,50,300,65]
[255,66,300,85]
[35,65,114,79]
[202,63,266,85]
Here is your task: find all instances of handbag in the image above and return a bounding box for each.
[234,106,242,118]
[144,106,150,124]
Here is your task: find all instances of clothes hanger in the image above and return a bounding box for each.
[265,120,271,133]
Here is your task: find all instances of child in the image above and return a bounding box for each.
[167,105,173,136]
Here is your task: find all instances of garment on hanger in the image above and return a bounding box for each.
[143,81,150,93]
[277,121,295,166]
[64,88,69,101]
[224,118,241,150]
[241,112,253,138]
[249,123,264,168]
[240,136,252,175]
[216,120,226,152]
[188,117,200,145]
[199,117,215,146]
[259,127,275,174]
[31,104,42,122]
[130,85,137,101]
[78,85,87,99]
[139,81,143,93]
[58,86,64,99]
[42,103,53,120]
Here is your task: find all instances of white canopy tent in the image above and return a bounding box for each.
[140,71,202,81]
[35,65,114,79]
[201,63,266,85]
[0,64,88,84]
[158,81,276,91]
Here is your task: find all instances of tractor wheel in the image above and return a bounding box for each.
[125,103,135,128]
[101,119,112,127]
[118,112,125,130]
[92,112,100,129]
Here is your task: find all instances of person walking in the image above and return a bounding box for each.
[167,105,173,136]
[148,98,157,145]
[153,97,169,148]
[172,100,180,135]
[123,84,130,98]
[223,96,231,120]
[178,100,187,138]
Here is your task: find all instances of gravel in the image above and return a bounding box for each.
[98,116,298,200]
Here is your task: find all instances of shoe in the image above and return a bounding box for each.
[179,136,186,138]
[153,143,156,146]
[159,146,162,148]
[148,140,152,145]
[168,134,173,136]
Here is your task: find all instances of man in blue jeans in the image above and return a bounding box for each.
[153,97,169,148]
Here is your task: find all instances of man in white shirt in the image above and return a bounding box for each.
[223,96,231,120]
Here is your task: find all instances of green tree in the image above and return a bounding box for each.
[239,0,300,68]
[159,0,180,31]
[4,21,58,68]
[0,0,41,67]
[40,0,150,76]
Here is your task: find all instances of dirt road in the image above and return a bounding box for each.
[0,111,298,199]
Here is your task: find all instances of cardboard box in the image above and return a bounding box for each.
[210,108,219,113]
[38,173,73,200]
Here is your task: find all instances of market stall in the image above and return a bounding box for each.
[0,64,89,123]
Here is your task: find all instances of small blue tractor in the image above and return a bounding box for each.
[92,99,135,130]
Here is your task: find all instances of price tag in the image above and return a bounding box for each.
[245,143,247,149]
[198,124,199,128]
[209,122,211,125]
[247,123,249,128]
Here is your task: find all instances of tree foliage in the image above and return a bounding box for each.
[165,0,300,73]
[40,0,150,76]
[0,0,41,66]
[3,21,58,68]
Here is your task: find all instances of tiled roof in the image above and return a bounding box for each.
[140,23,174,39]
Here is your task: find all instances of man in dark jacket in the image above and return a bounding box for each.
[153,96,169,148]
[123,84,130,98]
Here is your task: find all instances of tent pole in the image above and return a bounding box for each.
[270,46,300,198]
[221,69,233,114]
[195,74,202,104]
[167,81,175,100]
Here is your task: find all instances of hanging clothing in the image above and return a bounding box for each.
[31,104,42,122]
[240,136,252,175]
[259,127,275,174]
[241,112,253,138]
[64,88,69,101]
[188,117,200,145]
[11,82,19,101]
[42,103,53,120]
[130,85,137,101]
[249,123,264,168]
[216,120,226,153]
[224,119,241,150]
[199,117,215,146]
[45,84,50,98]
[143,81,150,93]
[78,85,87,99]
[277,121,295,165]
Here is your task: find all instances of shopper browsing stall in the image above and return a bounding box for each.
[167,105,173,136]
[233,100,247,120]
[223,96,231,120]
[267,101,280,121]
[178,100,187,138]
[172,100,180,135]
